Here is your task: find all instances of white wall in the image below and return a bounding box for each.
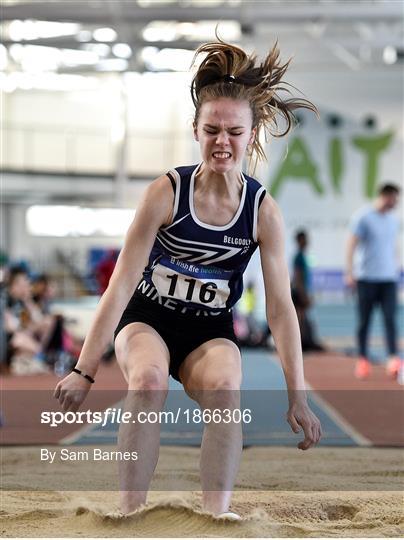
[3,179,150,273]
[1,66,402,278]
[1,72,198,175]
[268,69,403,268]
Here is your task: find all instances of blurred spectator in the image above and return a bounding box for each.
[32,273,83,360]
[31,274,57,314]
[0,256,9,373]
[95,249,118,294]
[4,267,78,375]
[291,230,325,352]
[235,281,265,347]
[346,183,402,380]
[4,266,45,372]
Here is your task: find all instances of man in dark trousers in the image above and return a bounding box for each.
[346,183,402,381]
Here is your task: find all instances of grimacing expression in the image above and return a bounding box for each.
[194,98,256,174]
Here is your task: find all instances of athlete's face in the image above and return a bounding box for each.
[194,98,256,174]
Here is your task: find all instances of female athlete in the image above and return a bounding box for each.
[54,38,322,517]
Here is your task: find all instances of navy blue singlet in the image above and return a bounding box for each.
[136,162,266,316]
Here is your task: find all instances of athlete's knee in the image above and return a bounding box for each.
[128,364,168,392]
[185,370,241,396]
[204,373,241,392]
[205,356,242,391]
[190,374,241,410]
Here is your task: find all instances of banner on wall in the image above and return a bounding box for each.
[247,108,403,293]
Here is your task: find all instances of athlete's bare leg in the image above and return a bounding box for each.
[115,323,170,514]
[180,339,242,515]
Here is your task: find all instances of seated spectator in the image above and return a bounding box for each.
[32,274,83,360]
[4,267,79,374]
[31,274,57,314]
[4,266,46,371]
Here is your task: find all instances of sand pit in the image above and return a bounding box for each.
[1,446,403,537]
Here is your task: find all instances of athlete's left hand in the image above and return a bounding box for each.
[287,401,322,450]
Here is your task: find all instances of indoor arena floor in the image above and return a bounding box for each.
[2,301,403,538]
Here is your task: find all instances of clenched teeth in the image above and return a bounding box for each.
[213,152,231,158]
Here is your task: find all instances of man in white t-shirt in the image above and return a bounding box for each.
[346,183,401,381]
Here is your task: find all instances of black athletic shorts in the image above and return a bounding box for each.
[114,291,240,382]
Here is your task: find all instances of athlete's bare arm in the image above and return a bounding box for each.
[257,195,322,449]
[54,175,174,411]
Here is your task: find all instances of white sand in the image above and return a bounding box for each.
[1,445,403,537]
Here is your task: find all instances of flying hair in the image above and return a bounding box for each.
[190,36,318,175]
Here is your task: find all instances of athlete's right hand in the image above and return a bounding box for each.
[54,372,92,412]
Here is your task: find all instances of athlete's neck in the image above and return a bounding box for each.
[195,163,243,198]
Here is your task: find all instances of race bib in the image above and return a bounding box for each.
[151,256,231,309]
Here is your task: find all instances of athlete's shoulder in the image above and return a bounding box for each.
[170,163,200,178]
[258,191,280,215]
[256,194,285,248]
[140,173,175,225]
[242,171,265,192]
[257,193,283,234]
[147,173,173,195]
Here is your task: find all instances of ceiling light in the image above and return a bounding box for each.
[190,21,240,41]
[137,0,176,6]
[177,23,195,36]
[143,48,194,72]
[34,21,79,39]
[93,27,117,43]
[142,20,241,43]
[9,20,24,41]
[95,58,128,71]
[16,45,61,72]
[112,43,132,59]
[61,49,99,66]
[0,44,8,70]
[383,46,397,65]
[83,43,110,57]
[143,25,177,42]
[140,46,159,64]
[8,19,79,41]
[76,30,92,42]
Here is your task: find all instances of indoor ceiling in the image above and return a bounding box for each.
[1,1,402,205]
[1,0,403,75]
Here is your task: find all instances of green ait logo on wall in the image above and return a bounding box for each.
[269,125,394,199]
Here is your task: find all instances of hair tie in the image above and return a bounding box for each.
[223,74,236,83]
[72,367,95,384]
